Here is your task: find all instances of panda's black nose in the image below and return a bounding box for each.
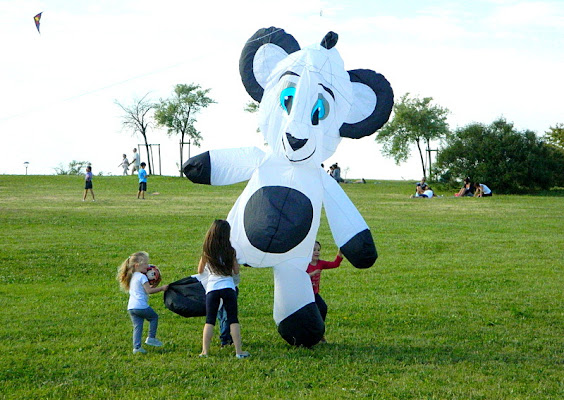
[286,132,308,151]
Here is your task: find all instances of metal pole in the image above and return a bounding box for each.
[150,145,154,175]
[427,148,438,181]
[427,146,431,180]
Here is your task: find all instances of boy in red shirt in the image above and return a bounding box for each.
[306,241,343,343]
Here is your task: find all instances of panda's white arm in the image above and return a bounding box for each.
[183,147,265,185]
[321,172,377,268]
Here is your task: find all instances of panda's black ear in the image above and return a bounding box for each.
[339,69,394,139]
[239,27,300,102]
[320,31,338,49]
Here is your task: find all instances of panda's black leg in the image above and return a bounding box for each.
[273,263,324,347]
[278,303,324,347]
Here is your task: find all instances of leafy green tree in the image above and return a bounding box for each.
[435,118,564,193]
[244,100,259,114]
[244,100,262,137]
[154,84,215,176]
[545,123,564,149]
[116,93,155,174]
[544,123,564,187]
[54,160,90,175]
[375,93,450,180]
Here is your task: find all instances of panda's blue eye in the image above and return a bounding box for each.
[280,87,296,115]
[311,97,329,126]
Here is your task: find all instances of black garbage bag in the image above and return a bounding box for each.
[164,276,206,318]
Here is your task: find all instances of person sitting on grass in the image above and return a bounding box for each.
[414,177,427,196]
[412,186,434,198]
[411,179,433,198]
[455,177,473,197]
[474,182,492,197]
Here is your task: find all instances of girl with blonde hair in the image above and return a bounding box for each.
[117,251,168,354]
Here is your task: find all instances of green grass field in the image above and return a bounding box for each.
[1,175,562,399]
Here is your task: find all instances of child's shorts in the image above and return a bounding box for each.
[85,181,93,189]
[139,182,147,191]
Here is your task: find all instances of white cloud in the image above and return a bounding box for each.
[487,1,564,27]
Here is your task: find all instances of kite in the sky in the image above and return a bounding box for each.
[174,26,394,347]
[34,12,42,34]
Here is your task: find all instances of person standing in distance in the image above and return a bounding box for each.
[131,148,140,175]
[83,165,95,201]
[118,154,130,176]
[137,162,148,199]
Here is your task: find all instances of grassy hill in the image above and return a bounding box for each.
[1,175,562,399]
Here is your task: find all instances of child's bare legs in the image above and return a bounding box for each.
[230,323,245,355]
[201,323,214,356]
[83,189,95,201]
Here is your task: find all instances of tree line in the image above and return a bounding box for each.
[114,84,564,193]
[376,94,564,194]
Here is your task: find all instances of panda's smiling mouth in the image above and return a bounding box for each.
[287,149,316,162]
[282,134,316,162]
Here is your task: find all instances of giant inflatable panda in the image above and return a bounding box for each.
[179,27,393,347]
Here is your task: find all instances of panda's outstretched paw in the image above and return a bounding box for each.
[341,229,377,269]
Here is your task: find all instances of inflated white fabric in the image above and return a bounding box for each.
[345,81,378,124]
[258,44,352,164]
[320,172,369,247]
[253,43,290,89]
[226,40,373,325]
[209,147,265,186]
[193,32,385,333]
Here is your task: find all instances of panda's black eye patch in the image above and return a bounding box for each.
[279,71,300,80]
[319,83,334,100]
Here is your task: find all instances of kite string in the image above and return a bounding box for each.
[245,28,284,45]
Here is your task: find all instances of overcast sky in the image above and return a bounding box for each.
[1,0,563,179]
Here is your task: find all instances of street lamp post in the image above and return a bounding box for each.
[24,161,29,175]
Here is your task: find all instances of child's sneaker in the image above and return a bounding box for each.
[235,351,250,359]
[133,347,147,354]
[145,337,163,347]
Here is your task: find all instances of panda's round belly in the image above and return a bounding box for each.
[243,186,313,253]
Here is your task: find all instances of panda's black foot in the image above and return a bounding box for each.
[278,303,324,347]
